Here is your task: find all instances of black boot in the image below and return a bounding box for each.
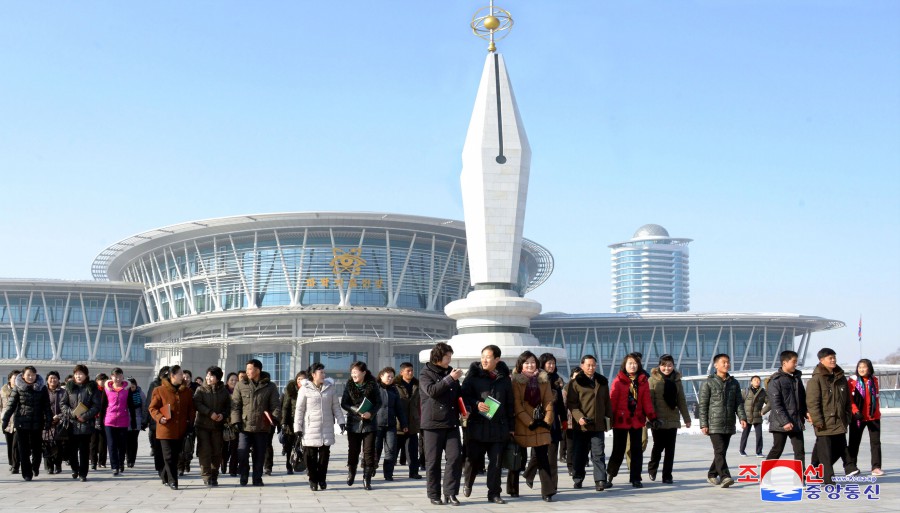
[363,467,373,490]
[347,467,357,486]
[383,460,395,481]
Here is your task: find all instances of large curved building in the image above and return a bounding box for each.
[0,212,844,391]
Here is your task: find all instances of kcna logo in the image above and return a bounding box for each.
[760,460,803,502]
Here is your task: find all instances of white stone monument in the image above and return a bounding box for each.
[421,6,565,370]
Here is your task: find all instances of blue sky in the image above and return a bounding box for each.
[1,1,898,363]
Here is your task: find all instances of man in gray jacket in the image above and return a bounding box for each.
[231,359,281,486]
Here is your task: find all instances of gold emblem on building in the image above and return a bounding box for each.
[331,248,367,276]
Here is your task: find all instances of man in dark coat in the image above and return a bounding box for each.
[565,354,612,491]
[806,347,854,484]
[394,362,422,479]
[460,345,515,504]
[764,350,807,468]
[231,359,281,486]
[420,342,466,506]
[699,353,747,488]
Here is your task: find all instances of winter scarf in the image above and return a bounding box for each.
[662,376,678,409]
[521,368,540,408]
[853,376,878,418]
[627,375,639,416]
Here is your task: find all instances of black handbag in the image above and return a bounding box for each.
[290,437,306,472]
[532,403,545,422]
[502,441,525,471]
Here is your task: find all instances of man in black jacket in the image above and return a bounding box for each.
[764,350,807,468]
[461,345,515,504]
[420,342,466,506]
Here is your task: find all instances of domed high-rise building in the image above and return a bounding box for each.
[609,224,692,313]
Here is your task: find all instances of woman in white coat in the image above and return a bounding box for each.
[294,362,346,491]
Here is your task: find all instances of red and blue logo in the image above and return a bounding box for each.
[760,460,803,502]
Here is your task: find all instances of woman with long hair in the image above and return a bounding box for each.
[295,363,345,491]
[1,366,52,481]
[341,361,382,490]
[607,353,658,488]
[61,365,101,481]
[149,364,196,490]
[647,354,691,483]
[521,353,566,497]
[847,359,883,476]
[507,351,556,501]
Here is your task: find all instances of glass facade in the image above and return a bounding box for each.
[0,285,151,364]
[114,225,548,323]
[531,314,837,379]
[240,351,293,390]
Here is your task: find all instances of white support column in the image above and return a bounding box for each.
[193,240,222,312]
[40,292,59,361]
[79,294,91,358]
[113,294,126,362]
[3,292,22,359]
[385,230,394,306]
[647,326,657,362]
[591,328,603,371]
[21,291,33,359]
[391,233,417,307]
[426,235,436,310]
[91,294,110,361]
[124,295,142,361]
[228,234,255,309]
[739,326,755,371]
[328,228,347,307]
[455,249,469,300]
[56,293,72,361]
[274,230,296,306]
[292,229,309,307]
[180,243,197,315]
[428,239,457,311]
[610,327,623,377]
[251,231,260,307]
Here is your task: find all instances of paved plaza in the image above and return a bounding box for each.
[0,417,895,513]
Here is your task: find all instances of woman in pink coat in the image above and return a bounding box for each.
[103,368,131,476]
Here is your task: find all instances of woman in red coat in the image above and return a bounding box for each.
[847,359,883,476]
[607,353,657,488]
[149,365,195,490]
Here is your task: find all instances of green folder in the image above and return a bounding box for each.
[480,396,501,419]
[354,397,373,415]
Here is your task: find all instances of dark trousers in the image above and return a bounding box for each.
[304,445,331,484]
[347,431,376,471]
[69,434,91,477]
[648,427,677,481]
[464,439,505,499]
[264,429,274,472]
[16,428,42,479]
[521,444,555,496]
[4,431,18,471]
[375,428,399,478]
[848,419,881,470]
[565,429,575,474]
[197,428,224,480]
[126,430,139,466]
[43,439,65,472]
[740,422,763,455]
[90,429,106,466]
[104,426,127,471]
[225,438,238,474]
[398,433,420,475]
[766,431,805,469]
[148,427,156,457]
[159,438,183,486]
[708,433,732,479]
[423,428,463,500]
[608,427,643,483]
[152,430,165,474]
[238,431,269,482]
[815,434,848,484]
[558,432,568,461]
[572,430,607,483]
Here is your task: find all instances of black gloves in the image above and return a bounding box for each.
[648,418,663,429]
[282,424,293,435]
[339,423,346,434]
[852,412,862,422]
[528,420,551,431]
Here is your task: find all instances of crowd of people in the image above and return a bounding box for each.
[0,342,885,504]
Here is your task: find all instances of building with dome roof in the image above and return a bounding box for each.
[609,224,692,313]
